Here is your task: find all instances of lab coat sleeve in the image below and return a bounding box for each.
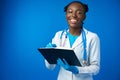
[45,60,56,70]
[77,34,100,75]
[51,31,61,46]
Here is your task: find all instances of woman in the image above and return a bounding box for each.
[45,1,100,80]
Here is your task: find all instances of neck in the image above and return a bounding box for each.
[69,27,82,36]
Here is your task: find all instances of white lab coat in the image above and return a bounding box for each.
[45,28,100,80]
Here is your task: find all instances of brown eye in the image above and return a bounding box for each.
[67,10,72,14]
[78,11,83,14]
[68,11,72,13]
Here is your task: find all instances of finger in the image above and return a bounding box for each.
[57,58,64,66]
[63,59,69,65]
[52,44,57,47]
[49,43,52,47]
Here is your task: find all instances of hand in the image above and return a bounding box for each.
[46,43,57,48]
[57,58,79,74]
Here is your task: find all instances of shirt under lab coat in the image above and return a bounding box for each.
[45,28,100,80]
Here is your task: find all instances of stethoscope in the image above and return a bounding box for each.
[60,28,87,65]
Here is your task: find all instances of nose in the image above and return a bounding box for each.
[72,12,77,18]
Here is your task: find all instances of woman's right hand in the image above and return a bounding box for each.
[46,43,57,48]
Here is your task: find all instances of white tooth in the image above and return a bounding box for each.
[71,19,77,22]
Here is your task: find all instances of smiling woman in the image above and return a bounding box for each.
[1,0,120,80]
[45,1,100,80]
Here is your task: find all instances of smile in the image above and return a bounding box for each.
[70,19,77,23]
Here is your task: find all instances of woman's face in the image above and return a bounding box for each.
[66,3,86,28]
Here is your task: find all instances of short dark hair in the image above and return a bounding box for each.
[64,1,88,13]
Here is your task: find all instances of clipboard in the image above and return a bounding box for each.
[38,47,81,66]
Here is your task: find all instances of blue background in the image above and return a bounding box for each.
[1,0,120,80]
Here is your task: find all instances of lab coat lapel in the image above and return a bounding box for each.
[62,31,71,48]
[66,38,71,48]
